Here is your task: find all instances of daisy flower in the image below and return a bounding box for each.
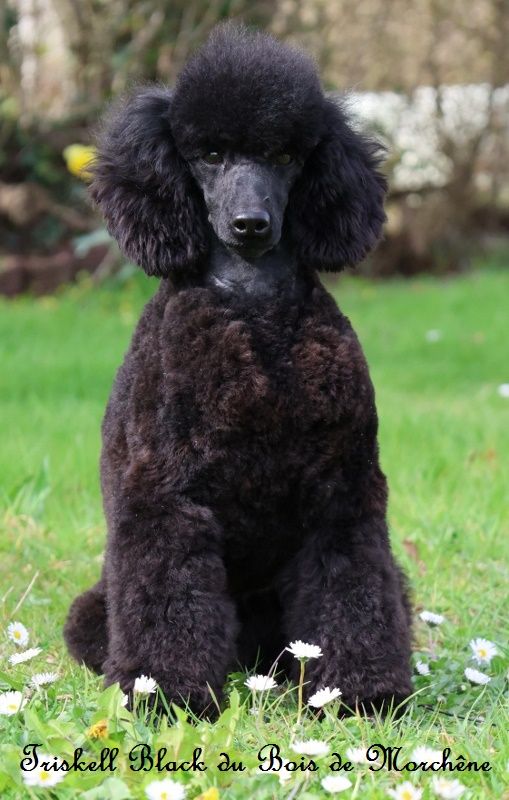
[469,638,497,665]
[134,675,157,694]
[278,763,293,784]
[21,754,65,788]
[464,667,490,685]
[346,746,368,763]
[308,686,342,708]
[497,383,509,398]
[259,758,293,783]
[8,647,41,665]
[388,781,423,800]
[415,660,430,676]
[321,775,352,793]
[0,690,26,715]
[292,739,329,757]
[145,778,186,800]
[245,674,278,691]
[286,640,323,660]
[425,329,442,343]
[432,777,466,799]
[419,611,445,626]
[31,672,59,689]
[7,621,29,647]
[411,746,443,765]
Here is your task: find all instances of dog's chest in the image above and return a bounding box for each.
[161,291,353,437]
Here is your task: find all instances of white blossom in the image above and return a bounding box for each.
[388,781,423,800]
[286,640,323,660]
[31,672,59,689]
[464,667,490,685]
[145,778,186,800]
[321,774,352,793]
[469,638,497,665]
[9,647,42,665]
[432,777,466,799]
[411,746,443,765]
[7,621,29,647]
[292,739,329,757]
[419,611,445,626]
[346,746,368,763]
[245,674,278,691]
[133,675,157,694]
[0,690,26,715]
[308,686,342,708]
[415,661,430,676]
[21,754,65,787]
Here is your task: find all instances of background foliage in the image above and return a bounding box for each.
[0,0,508,292]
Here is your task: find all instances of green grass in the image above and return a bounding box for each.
[0,264,508,798]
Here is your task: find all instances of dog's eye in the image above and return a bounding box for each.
[273,153,293,166]
[203,151,223,165]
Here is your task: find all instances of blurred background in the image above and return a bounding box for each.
[0,0,508,294]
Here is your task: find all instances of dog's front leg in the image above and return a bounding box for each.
[281,513,412,713]
[103,497,238,716]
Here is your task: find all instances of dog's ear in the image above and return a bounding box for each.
[288,99,387,271]
[90,88,208,277]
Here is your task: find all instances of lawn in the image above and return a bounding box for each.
[0,263,508,799]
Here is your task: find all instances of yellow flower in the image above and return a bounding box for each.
[87,719,108,739]
[63,144,96,180]
[197,789,219,800]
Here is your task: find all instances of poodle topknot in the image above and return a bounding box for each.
[65,23,412,717]
[171,25,325,157]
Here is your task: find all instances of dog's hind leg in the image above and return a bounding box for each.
[64,578,108,674]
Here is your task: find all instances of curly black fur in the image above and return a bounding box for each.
[64,23,412,716]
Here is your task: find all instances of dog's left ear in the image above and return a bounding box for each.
[288,99,387,271]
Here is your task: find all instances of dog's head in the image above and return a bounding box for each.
[91,24,386,277]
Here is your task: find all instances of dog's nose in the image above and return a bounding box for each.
[232,210,271,238]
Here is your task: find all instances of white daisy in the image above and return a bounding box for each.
[321,774,352,793]
[259,757,293,783]
[145,778,186,800]
[415,660,430,676]
[469,638,497,665]
[432,776,466,799]
[31,672,59,689]
[0,690,26,715]
[497,383,509,398]
[388,782,423,800]
[411,746,443,765]
[292,739,330,757]
[8,647,42,665]
[278,762,293,784]
[346,746,368,763]
[425,329,442,343]
[245,674,278,691]
[464,667,490,685]
[7,621,29,647]
[120,693,129,707]
[419,611,445,626]
[21,754,65,787]
[286,640,323,660]
[308,686,342,708]
[134,675,157,694]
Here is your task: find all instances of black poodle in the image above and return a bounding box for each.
[64,24,412,714]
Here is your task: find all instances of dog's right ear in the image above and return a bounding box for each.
[90,88,208,277]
